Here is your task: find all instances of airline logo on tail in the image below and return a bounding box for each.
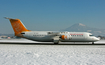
[5,17,30,36]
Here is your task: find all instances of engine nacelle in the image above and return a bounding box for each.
[60,35,71,40]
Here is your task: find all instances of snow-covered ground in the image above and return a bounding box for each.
[0,39,105,65]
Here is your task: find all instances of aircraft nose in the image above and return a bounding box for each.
[95,37,100,41]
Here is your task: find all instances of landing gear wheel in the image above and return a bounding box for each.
[54,43,58,44]
[92,42,94,44]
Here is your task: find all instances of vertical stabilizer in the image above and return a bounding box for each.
[5,17,29,36]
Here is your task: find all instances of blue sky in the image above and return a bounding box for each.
[0,0,105,34]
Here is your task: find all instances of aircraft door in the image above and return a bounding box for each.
[69,35,72,40]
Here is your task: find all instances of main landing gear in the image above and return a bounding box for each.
[53,36,59,45]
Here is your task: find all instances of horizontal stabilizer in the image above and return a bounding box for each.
[4,17,12,19]
[4,17,18,21]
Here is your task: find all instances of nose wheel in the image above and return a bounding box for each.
[92,42,94,44]
[54,43,58,44]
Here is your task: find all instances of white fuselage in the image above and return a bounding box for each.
[21,31,99,42]
[5,17,100,44]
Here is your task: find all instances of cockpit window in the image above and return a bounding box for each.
[89,35,94,36]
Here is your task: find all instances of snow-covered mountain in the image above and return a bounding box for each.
[62,23,105,36]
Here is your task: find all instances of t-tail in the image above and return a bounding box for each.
[5,17,30,37]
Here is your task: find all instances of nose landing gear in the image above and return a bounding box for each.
[92,42,94,44]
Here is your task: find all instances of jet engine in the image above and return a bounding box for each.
[60,34,72,40]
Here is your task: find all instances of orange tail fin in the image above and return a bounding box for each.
[5,17,29,36]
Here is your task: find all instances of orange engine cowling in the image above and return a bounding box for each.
[60,35,71,40]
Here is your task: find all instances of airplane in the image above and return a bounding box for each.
[5,17,100,44]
